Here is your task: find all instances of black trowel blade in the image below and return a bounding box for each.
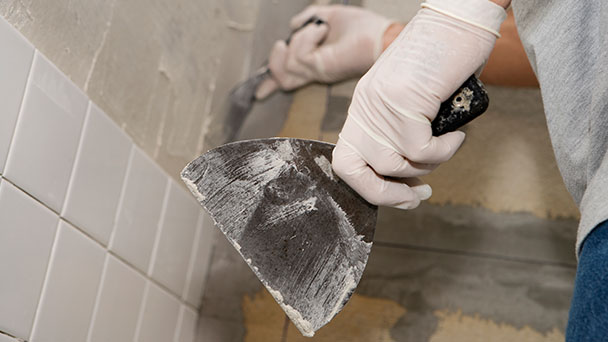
[181,138,377,337]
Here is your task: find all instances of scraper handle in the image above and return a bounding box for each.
[431,75,489,136]
[285,16,326,45]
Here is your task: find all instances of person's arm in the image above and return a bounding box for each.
[490,0,511,8]
[481,9,537,87]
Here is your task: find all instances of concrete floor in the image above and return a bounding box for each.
[196,80,579,341]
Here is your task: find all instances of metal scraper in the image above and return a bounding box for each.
[224,16,325,142]
[182,75,489,337]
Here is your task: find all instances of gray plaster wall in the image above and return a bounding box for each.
[0,0,310,178]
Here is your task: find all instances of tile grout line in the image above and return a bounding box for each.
[132,280,151,342]
[182,212,204,302]
[197,230,219,314]
[106,144,136,251]
[147,179,172,277]
[27,219,62,342]
[0,330,20,341]
[2,45,35,176]
[59,100,92,218]
[0,177,59,217]
[172,305,186,342]
[85,253,110,342]
[373,240,577,268]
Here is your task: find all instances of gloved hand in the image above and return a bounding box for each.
[255,5,393,99]
[332,0,506,209]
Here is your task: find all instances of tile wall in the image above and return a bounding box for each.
[0,15,211,342]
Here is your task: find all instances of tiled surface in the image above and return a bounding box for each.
[0,180,59,339]
[177,306,198,342]
[4,52,87,212]
[136,282,181,342]
[0,15,212,342]
[28,52,89,118]
[30,220,105,342]
[183,212,214,307]
[62,103,132,245]
[0,18,34,173]
[110,147,168,272]
[150,181,201,296]
[88,255,147,342]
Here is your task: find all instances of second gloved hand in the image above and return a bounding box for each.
[332,0,506,209]
[255,5,393,99]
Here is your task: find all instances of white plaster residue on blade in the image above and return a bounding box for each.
[327,196,372,247]
[267,286,315,337]
[218,147,290,241]
[245,149,288,183]
[328,271,356,319]
[265,196,318,226]
[314,155,336,181]
[262,197,373,337]
[182,176,207,202]
[275,139,295,162]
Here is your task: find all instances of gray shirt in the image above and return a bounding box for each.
[512,1,608,256]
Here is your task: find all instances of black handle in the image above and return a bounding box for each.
[285,16,326,45]
[431,75,489,136]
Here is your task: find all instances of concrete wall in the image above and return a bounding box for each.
[0,0,309,179]
[362,0,423,22]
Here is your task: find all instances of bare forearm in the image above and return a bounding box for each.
[481,10,538,87]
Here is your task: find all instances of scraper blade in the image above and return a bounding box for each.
[182,74,489,336]
[182,138,377,337]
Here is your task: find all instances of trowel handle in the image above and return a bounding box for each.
[285,16,326,45]
[431,75,489,136]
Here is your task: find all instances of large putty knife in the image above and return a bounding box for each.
[182,75,489,337]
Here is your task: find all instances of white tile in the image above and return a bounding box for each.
[28,52,89,118]
[109,147,168,272]
[62,104,131,245]
[175,306,198,342]
[30,221,105,342]
[88,255,147,342]
[0,333,19,342]
[135,282,180,342]
[4,52,87,212]
[0,180,59,339]
[150,181,201,295]
[0,17,34,173]
[183,212,214,308]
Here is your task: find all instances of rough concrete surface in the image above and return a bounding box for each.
[362,0,422,23]
[0,0,309,179]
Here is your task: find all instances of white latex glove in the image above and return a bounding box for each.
[332,0,506,209]
[255,5,392,99]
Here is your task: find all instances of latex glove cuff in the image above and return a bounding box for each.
[422,0,507,37]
